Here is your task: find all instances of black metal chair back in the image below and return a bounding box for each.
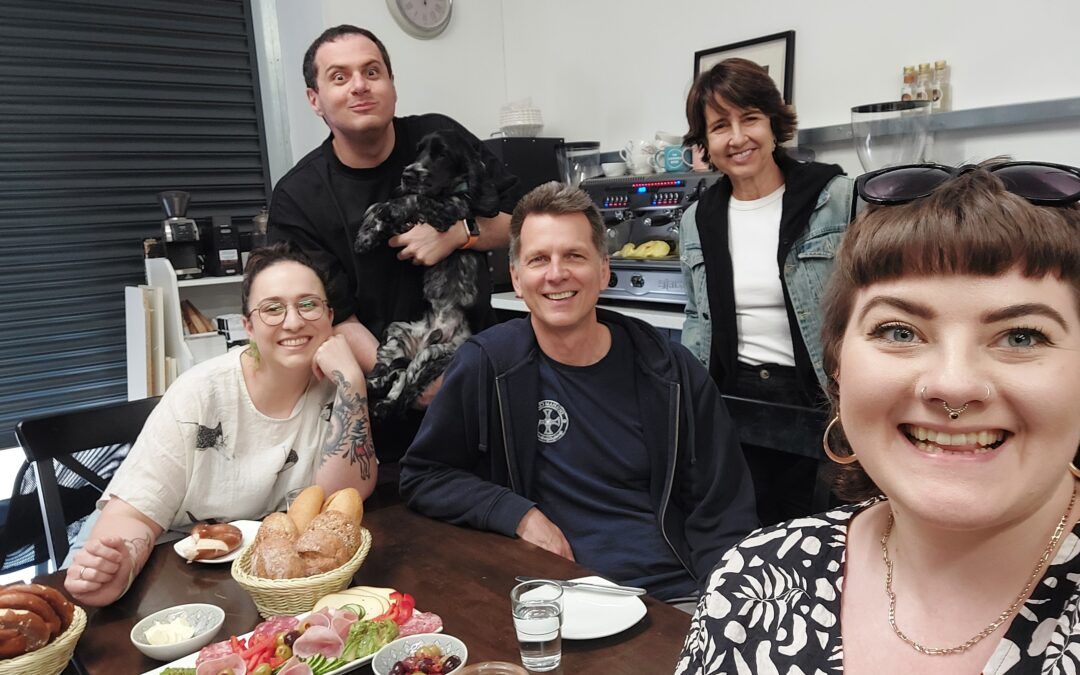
[15,397,160,569]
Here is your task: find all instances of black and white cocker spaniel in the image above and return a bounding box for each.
[355,129,515,418]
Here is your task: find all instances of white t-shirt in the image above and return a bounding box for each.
[728,185,797,366]
[101,348,336,531]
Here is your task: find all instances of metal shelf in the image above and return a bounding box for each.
[798,97,1080,146]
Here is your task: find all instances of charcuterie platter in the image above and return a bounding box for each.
[142,587,443,675]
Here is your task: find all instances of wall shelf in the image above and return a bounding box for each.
[177,274,243,288]
[798,97,1080,146]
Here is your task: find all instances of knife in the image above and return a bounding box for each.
[514,576,646,596]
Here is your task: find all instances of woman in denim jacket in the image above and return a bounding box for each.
[679,58,853,524]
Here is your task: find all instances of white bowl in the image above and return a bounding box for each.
[601,162,627,177]
[501,123,543,138]
[130,603,225,661]
[371,633,468,675]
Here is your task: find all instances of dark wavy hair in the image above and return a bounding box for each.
[820,163,1080,501]
[302,24,393,90]
[683,57,797,167]
[240,241,330,315]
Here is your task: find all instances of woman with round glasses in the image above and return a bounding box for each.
[681,59,855,525]
[676,162,1080,673]
[65,241,377,606]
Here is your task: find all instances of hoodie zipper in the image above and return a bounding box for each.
[494,374,517,492]
[658,382,693,577]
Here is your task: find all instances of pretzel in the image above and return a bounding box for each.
[190,523,243,560]
[7,584,74,633]
[0,591,60,639]
[0,609,50,658]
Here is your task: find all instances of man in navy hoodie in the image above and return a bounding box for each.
[399,182,758,602]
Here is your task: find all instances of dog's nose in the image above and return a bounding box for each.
[400,163,423,190]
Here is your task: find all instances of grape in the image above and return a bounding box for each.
[443,655,462,672]
[390,662,408,675]
[282,630,302,647]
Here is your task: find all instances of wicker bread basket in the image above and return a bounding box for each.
[231,527,372,618]
[0,605,87,675]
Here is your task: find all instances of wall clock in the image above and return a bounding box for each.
[386,0,453,39]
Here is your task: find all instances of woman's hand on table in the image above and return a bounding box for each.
[64,536,133,606]
[516,508,575,561]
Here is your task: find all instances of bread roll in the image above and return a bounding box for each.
[323,488,363,527]
[296,510,360,575]
[255,511,298,545]
[287,485,325,532]
[252,535,306,579]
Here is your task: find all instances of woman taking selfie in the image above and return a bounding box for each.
[65,242,378,606]
[676,161,1080,673]
[680,58,854,524]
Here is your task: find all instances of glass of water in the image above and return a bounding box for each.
[510,580,563,672]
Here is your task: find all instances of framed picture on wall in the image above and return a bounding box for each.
[693,31,796,103]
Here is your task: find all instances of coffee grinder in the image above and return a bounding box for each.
[157,190,202,279]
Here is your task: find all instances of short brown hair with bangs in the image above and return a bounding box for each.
[820,164,1080,500]
[684,58,797,166]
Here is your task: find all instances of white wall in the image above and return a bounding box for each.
[271,0,507,165]
[265,0,1080,178]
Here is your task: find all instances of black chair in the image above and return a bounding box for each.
[14,397,160,570]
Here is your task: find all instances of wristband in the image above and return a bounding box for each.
[459,218,480,250]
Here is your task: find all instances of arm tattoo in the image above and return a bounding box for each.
[321,370,375,480]
[122,533,153,574]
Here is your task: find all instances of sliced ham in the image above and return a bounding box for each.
[196,652,246,675]
[398,611,443,637]
[277,656,314,675]
[292,624,345,659]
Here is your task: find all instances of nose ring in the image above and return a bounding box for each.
[920,385,992,420]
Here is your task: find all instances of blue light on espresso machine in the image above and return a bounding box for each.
[636,186,648,193]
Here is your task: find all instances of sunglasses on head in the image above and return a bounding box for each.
[856,161,1080,206]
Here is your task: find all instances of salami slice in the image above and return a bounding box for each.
[251,615,299,642]
[397,611,443,637]
[195,639,235,665]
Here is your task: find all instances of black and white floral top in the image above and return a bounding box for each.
[675,502,1080,674]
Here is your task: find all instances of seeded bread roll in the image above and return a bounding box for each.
[286,485,324,532]
[296,510,360,575]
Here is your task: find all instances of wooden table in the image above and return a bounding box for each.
[38,494,691,674]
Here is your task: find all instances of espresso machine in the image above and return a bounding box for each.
[157,190,202,279]
[579,171,723,304]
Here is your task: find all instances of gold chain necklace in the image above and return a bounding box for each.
[880,482,1077,656]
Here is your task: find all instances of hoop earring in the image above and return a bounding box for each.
[823,415,857,465]
[1071,461,1080,480]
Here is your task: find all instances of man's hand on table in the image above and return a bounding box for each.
[390,221,467,266]
[516,508,575,561]
[64,536,133,607]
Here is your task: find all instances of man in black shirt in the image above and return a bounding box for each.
[269,25,519,461]
[400,183,758,602]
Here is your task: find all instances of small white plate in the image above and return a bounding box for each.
[172,519,261,564]
[560,576,647,640]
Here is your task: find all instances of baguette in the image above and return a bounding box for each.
[322,487,363,527]
[286,485,325,532]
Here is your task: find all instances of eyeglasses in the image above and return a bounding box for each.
[856,161,1080,206]
[247,296,328,326]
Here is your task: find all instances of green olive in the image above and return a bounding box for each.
[276,644,293,660]
[217,669,235,675]
[276,631,288,647]
[253,665,272,675]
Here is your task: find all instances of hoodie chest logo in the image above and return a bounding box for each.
[537,399,569,444]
